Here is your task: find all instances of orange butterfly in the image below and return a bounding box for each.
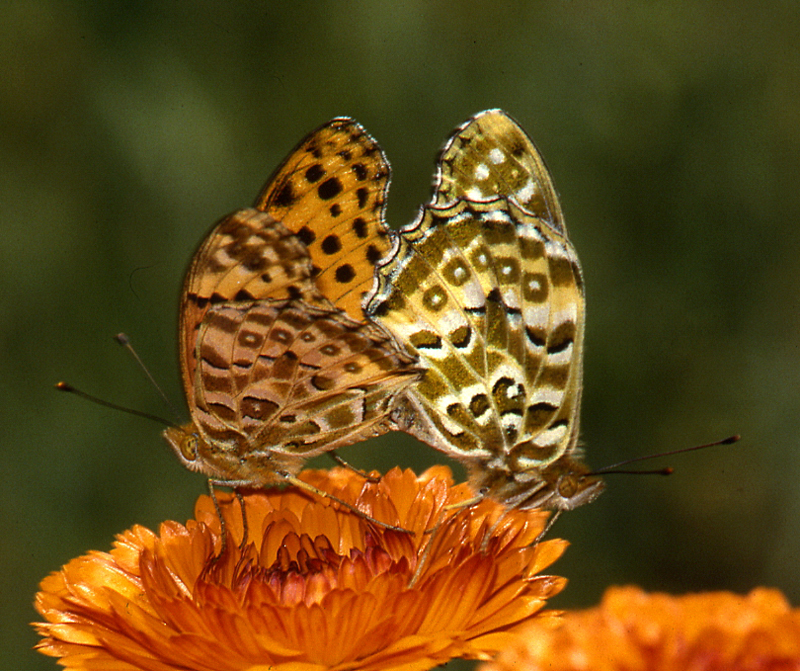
[164,119,420,492]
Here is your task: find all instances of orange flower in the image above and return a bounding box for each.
[481,585,800,671]
[34,466,567,671]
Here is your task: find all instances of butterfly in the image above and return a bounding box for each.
[366,110,605,512]
[163,119,421,491]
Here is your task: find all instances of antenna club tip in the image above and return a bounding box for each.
[661,467,674,476]
[723,434,741,445]
[114,333,130,345]
[55,381,73,392]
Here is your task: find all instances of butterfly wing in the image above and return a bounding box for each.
[185,299,419,485]
[254,118,392,321]
[433,109,565,234]
[171,121,421,486]
[179,207,325,410]
[368,198,584,462]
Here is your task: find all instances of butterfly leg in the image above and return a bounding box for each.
[278,470,412,534]
[443,492,486,512]
[206,479,228,562]
[479,507,557,553]
[328,451,380,483]
[480,508,510,554]
[204,481,249,563]
[234,488,249,551]
[443,490,515,555]
[528,509,561,547]
[408,523,442,588]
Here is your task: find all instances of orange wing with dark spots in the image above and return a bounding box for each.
[254,118,393,322]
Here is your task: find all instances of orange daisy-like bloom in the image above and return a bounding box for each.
[481,585,800,671]
[34,466,567,671]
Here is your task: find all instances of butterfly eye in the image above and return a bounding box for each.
[180,434,199,462]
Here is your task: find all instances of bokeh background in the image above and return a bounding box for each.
[4,3,799,669]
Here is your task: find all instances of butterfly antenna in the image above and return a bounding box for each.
[593,434,740,476]
[114,333,183,424]
[55,381,172,427]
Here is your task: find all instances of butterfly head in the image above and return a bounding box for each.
[473,455,605,512]
[163,424,203,472]
[162,420,313,488]
[540,459,606,511]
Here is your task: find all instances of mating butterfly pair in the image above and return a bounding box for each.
[166,110,604,515]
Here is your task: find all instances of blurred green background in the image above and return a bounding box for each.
[4,2,799,670]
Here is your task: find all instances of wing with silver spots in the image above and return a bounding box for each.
[367,197,584,470]
[433,109,565,234]
[366,109,601,510]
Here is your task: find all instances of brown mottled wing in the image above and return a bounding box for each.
[179,207,326,410]
[254,118,392,321]
[433,109,565,234]
[193,299,419,463]
[367,198,585,473]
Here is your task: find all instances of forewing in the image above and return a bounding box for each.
[255,118,392,321]
[433,109,565,233]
